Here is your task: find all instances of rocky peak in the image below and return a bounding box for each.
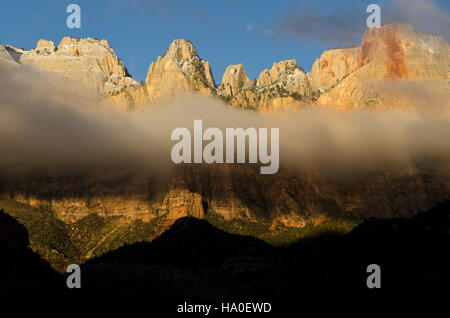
[144,39,216,102]
[4,45,26,63]
[220,64,251,97]
[257,59,297,87]
[5,37,138,95]
[358,23,413,67]
[256,59,311,97]
[308,47,359,93]
[35,39,55,53]
[165,39,198,63]
[358,23,449,79]
[220,59,310,112]
[4,24,446,113]
[316,23,450,110]
[0,43,19,66]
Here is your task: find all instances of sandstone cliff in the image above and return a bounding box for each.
[3,162,447,228]
[108,41,312,112]
[3,24,448,112]
[1,25,449,268]
[256,59,311,97]
[0,43,19,66]
[1,25,448,221]
[109,39,217,108]
[145,39,216,101]
[5,37,139,95]
[308,47,359,93]
[219,59,312,112]
[219,64,251,97]
[315,24,450,110]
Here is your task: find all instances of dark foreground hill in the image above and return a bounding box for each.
[0,209,62,297]
[0,201,448,303]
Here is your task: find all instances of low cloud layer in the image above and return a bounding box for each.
[271,0,450,46]
[0,65,449,182]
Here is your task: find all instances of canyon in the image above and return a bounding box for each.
[0,23,449,271]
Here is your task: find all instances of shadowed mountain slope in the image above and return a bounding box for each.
[0,209,63,297]
[80,201,449,299]
[1,201,448,302]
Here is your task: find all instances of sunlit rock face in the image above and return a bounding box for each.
[119,24,448,112]
[5,37,139,95]
[108,24,449,112]
[357,23,449,80]
[220,64,251,97]
[110,39,217,109]
[4,23,447,113]
[221,59,311,112]
[308,47,360,93]
[0,43,20,66]
[256,59,311,97]
[4,163,448,229]
[1,23,449,276]
[1,24,449,222]
[315,23,450,111]
[144,39,216,102]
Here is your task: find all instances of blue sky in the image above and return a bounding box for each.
[1,0,449,83]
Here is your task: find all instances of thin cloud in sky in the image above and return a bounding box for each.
[271,0,366,46]
[384,0,450,40]
[271,0,450,46]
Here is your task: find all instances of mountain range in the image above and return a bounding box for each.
[2,23,448,111]
[1,201,448,302]
[0,23,449,273]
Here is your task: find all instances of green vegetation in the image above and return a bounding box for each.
[0,198,165,271]
[84,216,165,258]
[2,197,360,271]
[205,212,271,237]
[263,217,361,245]
[0,199,80,271]
[205,211,361,246]
[310,90,320,101]
[289,92,304,101]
